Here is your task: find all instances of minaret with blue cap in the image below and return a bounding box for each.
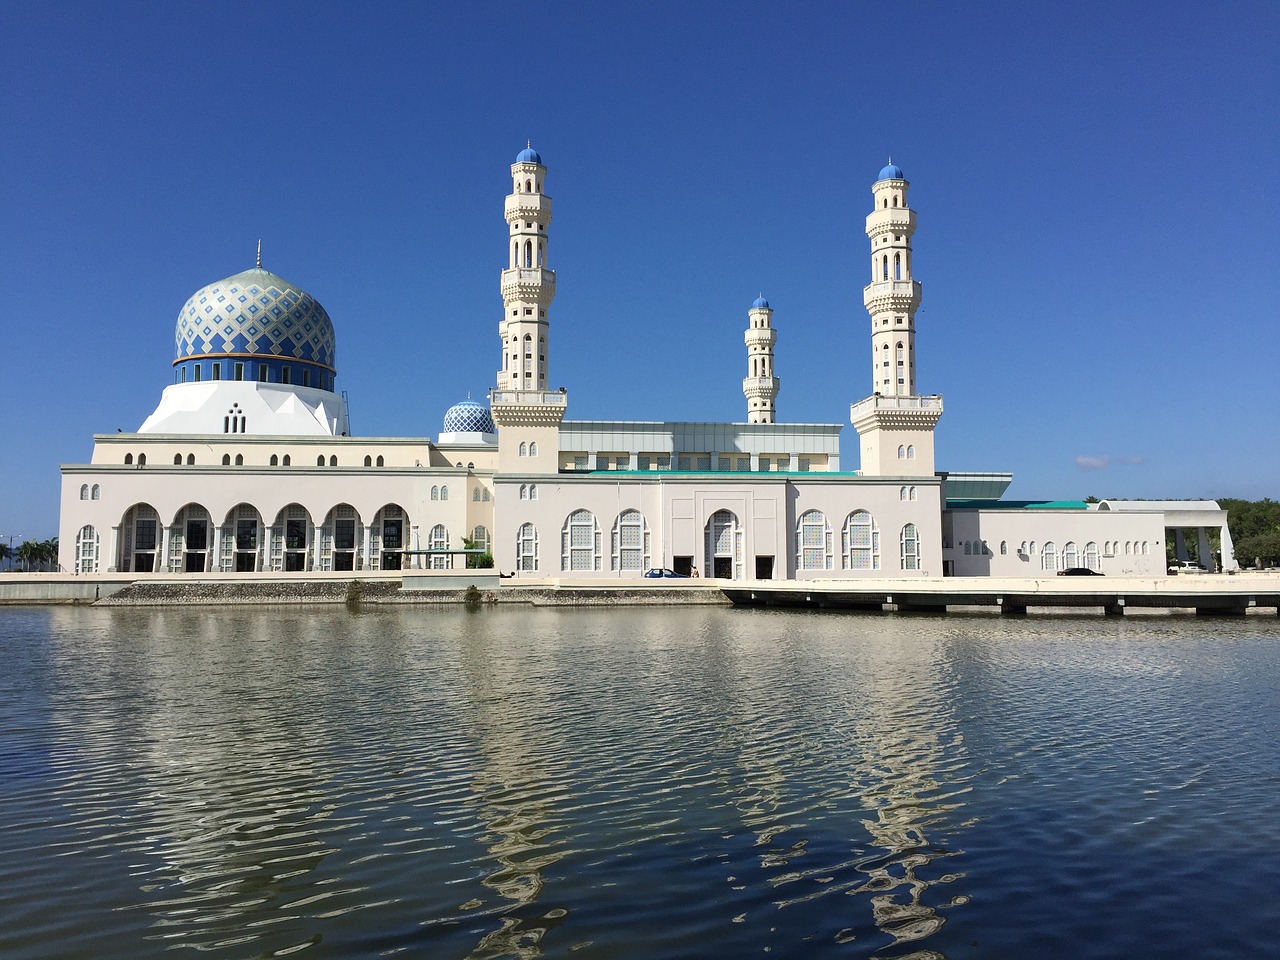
[496,143,556,393]
[743,296,779,423]
[491,144,566,474]
[850,159,943,477]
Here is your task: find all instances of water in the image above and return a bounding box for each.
[1,605,1279,959]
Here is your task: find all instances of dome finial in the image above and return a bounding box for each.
[256,239,262,269]
[527,139,532,149]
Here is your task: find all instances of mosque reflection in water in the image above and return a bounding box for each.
[39,606,977,958]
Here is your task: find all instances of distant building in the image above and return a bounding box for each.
[58,151,1237,577]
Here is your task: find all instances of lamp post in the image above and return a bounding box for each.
[1,534,23,572]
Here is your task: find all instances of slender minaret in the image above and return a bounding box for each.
[497,144,555,391]
[742,296,779,423]
[490,145,566,474]
[865,160,919,397]
[851,160,942,477]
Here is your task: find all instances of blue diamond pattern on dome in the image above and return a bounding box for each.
[174,267,336,372]
[442,400,496,435]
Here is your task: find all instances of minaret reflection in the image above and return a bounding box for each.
[843,632,971,951]
[455,623,576,958]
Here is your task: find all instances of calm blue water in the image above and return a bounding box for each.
[1,605,1278,959]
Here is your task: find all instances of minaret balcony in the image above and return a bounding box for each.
[743,377,780,398]
[863,279,922,309]
[850,393,943,430]
[865,208,917,234]
[501,268,557,301]
[505,194,552,223]
[744,328,777,347]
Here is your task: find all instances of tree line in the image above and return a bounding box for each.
[0,538,60,572]
[1217,498,1280,568]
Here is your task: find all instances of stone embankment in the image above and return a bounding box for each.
[93,579,731,607]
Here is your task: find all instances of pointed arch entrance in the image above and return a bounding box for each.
[221,504,263,572]
[705,509,742,579]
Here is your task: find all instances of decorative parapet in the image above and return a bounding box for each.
[850,394,944,430]
[489,388,568,427]
[500,267,556,302]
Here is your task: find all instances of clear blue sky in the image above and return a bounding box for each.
[2,0,1277,541]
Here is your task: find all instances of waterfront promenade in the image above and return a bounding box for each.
[2,570,1279,615]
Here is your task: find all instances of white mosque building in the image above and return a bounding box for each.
[58,148,1236,580]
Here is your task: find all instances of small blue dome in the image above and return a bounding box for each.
[752,296,770,309]
[878,161,904,181]
[516,145,542,164]
[442,399,496,435]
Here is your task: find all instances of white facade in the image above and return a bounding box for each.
[58,149,1237,578]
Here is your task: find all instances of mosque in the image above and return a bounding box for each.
[57,148,1237,579]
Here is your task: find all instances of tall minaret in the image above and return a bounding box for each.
[742,296,779,423]
[851,160,942,477]
[490,145,567,475]
[497,144,555,391]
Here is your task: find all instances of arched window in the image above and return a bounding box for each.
[516,523,538,571]
[80,484,89,500]
[894,252,901,280]
[524,240,533,268]
[471,525,491,552]
[964,541,972,555]
[519,484,528,501]
[882,255,889,280]
[537,242,544,267]
[364,455,372,467]
[482,488,490,502]
[900,485,909,501]
[137,454,146,466]
[909,486,917,501]
[174,454,182,465]
[76,525,99,574]
[317,455,325,466]
[473,487,481,502]
[907,445,916,460]
[1063,542,1079,569]
[901,523,920,570]
[529,484,538,500]
[1084,541,1099,570]
[796,510,833,570]
[281,455,290,466]
[1042,541,1058,572]
[431,486,439,501]
[440,485,448,501]
[519,442,527,457]
[222,454,231,466]
[524,179,532,192]
[1142,541,1150,555]
[376,456,384,467]
[612,509,650,572]
[428,524,448,568]
[844,510,880,570]
[893,195,899,207]
[91,484,100,500]
[562,509,602,571]
[270,454,279,466]
[897,444,906,459]
[529,441,538,457]
[235,454,243,466]
[1000,541,1008,555]
[185,454,194,465]
[329,455,337,467]
[124,453,133,465]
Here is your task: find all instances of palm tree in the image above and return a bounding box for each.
[16,541,36,572]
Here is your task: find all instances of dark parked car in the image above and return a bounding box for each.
[644,568,688,578]
[1058,567,1103,576]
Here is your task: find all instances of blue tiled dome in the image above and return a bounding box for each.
[878,161,904,181]
[752,296,771,309]
[175,267,336,373]
[516,145,542,164]
[442,399,496,435]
